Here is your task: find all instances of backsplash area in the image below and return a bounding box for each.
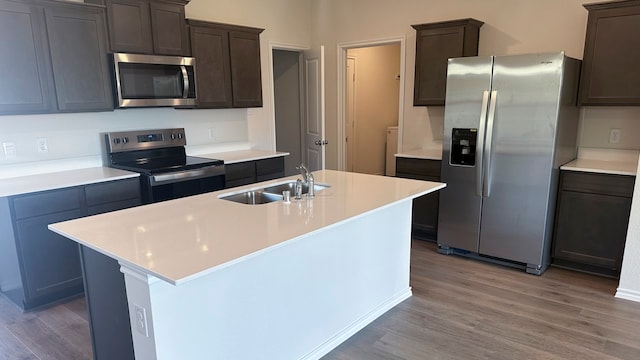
[579,107,640,150]
[0,108,249,178]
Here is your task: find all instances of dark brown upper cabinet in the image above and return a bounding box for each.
[45,4,113,112]
[0,0,112,115]
[104,0,189,56]
[412,18,483,106]
[187,20,264,108]
[580,0,640,105]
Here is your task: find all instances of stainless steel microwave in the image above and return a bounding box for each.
[112,53,197,108]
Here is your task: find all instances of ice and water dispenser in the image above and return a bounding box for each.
[450,128,477,166]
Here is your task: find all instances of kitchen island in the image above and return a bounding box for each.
[49,170,444,360]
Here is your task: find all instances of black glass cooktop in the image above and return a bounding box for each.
[108,147,223,175]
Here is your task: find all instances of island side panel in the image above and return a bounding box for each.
[121,199,413,360]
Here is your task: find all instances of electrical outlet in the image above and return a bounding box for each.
[2,142,16,159]
[134,304,149,337]
[208,128,216,141]
[37,138,48,153]
[609,128,621,144]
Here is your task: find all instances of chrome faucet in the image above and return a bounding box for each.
[296,163,315,198]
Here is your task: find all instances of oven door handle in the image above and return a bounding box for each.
[150,165,225,186]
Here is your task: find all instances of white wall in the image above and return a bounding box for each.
[0,0,313,178]
[618,159,640,302]
[185,0,313,152]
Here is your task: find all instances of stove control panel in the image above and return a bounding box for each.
[105,128,187,153]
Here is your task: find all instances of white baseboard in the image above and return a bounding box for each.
[300,287,412,360]
[615,287,640,303]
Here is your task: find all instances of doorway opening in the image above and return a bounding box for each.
[338,37,406,175]
[271,44,326,174]
[272,48,304,176]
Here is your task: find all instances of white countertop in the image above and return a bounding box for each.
[561,158,638,176]
[196,150,289,164]
[395,148,442,160]
[49,170,445,285]
[561,148,639,176]
[0,167,139,197]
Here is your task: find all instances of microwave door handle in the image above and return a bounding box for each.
[180,65,189,99]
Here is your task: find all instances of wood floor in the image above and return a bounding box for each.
[1,240,639,359]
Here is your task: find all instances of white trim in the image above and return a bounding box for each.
[119,263,162,285]
[615,287,640,303]
[268,41,311,152]
[300,287,412,360]
[336,36,406,171]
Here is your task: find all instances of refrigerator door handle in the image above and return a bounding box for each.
[483,90,498,197]
[476,90,490,196]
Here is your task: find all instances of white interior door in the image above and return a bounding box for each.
[304,46,326,171]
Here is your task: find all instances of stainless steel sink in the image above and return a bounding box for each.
[220,190,283,205]
[261,181,330,196]
[219,180,330,205]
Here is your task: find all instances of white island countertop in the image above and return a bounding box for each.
[49,170,444,285]
[0,167,139,197]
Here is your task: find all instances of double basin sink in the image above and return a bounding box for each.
[220,180,329,205]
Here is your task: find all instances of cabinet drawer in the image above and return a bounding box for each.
[561,171,635,197]
[256,157,284,176]
[85,178,141,207]
[225,162,255,181]
[13,188,82,219]
[396,158,441,178]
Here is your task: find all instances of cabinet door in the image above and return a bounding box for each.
[149,1,188,55]
[580,3,640,105]
[256,157,285,182]
[15,209,84,305]
[190,25,232,107]
[106,0,153,54]
[44,5,113,111]
[553,191,631,273]
[413,26,464,106]
[229,30,263,107]
[0,0,55,114]
[224,161,256,188]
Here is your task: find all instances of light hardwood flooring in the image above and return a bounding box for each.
[1,240,639,359]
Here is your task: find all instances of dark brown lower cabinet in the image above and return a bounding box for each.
[224,157,285,188]
[395,157,441,241]
[552,171,635,278]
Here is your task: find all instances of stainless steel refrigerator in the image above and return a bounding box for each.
[438,52,581,275]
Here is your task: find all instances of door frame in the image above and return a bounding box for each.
[268,41,310,154]
[337,36,406,171]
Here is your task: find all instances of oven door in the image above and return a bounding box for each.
[113,53,197,108]
[143,165,225,203]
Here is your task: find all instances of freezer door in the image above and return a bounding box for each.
[478,53,565,266]
[438,56,493,252]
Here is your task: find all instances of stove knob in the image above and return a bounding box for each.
[171,133,177,140]
[113,138,121,144]
[122,137,129,144]
[177,132,184,139]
